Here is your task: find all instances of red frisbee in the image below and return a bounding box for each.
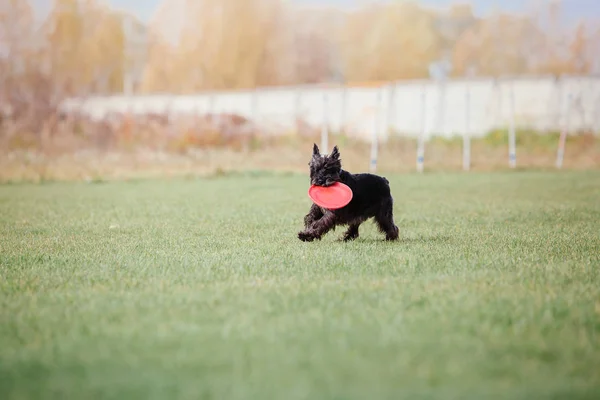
[308,182,353,210]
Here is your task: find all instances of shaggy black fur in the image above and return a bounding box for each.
[298,143,399,242]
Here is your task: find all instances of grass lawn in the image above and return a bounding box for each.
[1,171,599,399]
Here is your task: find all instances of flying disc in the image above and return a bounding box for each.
[308,182,353,210]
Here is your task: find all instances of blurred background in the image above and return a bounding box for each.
[1,0,599,182]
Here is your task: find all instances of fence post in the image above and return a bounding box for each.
[370,89,382,173]
[195,99,202,119]
[384,84,395,140]
[340,86,347,136]
[463,83,471,171]
[508,81,517,168]
[321,90,329,152]
[556,91,572,169]
[209,92,216,114]
[437,80,446,136]
[417,84,427,173]
[251,88,258,122]
[594,82,600,136]
[595,95,600,137]
[493,78,502,133]
[294,87,301,134]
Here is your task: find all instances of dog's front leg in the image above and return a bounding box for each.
[298,212,336,242]
[303,203,324,228]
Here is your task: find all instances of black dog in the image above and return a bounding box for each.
[298,144,399,242]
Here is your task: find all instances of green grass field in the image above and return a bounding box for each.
[1,171,599,399]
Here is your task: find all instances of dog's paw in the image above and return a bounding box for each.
[298,231,314,242]
[342,234,358,242]
[385,227,400,241]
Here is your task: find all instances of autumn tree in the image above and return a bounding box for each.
[287,6,343,85]
[24,0,596,97]
[46,0,85,96]
[139,34,176,93]
[340,2,443,82]
[0,1,35,97]
[535,0,571,75]
[0,0,35,72]
[590,26,600,74]
[0,0,55,123]
[567,22,591,74]
[44,0,135,96]
[80,6,127,93]
[452,12,546,77]
[437,3,478,76]
[437,3,477,68]
[141,0,285,92]
[139,0,185,92]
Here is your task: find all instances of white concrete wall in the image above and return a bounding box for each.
[60,76,600,142]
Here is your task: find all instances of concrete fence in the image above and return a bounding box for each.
[61,75,600,142]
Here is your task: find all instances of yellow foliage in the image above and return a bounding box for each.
[340,2,443,81]
[0,0,597,101]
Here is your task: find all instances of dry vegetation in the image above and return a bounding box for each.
[1,0,599,182]
[1,110,598,183]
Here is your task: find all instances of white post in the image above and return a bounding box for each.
[196,100,202,118]
[251,89,258,122]
[463,84,471,171]
[166,96,174,124]
[208,92,216,120]
[209,92,216,114]
[593,84,600,137]
[209,93,217,128]
[370,89,382,173]
[548,78,561,132]
[508,82,517,168]
[491,79,502,136]
[340,87,347,136]
[384,84,394,139]
[595,95,600,137]
[556,92,572,169]
[321,90,329,152]
[378,86,387,142]
[437,81,446,136]
[417,85,427,173]
[294,88,301,134]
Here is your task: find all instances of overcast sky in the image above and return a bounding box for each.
[30,0,600,24]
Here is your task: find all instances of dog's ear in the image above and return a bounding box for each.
[330,145,340,160]
[312,143,320,157]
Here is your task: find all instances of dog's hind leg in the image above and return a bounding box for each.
[342,224,360,241]
[342,219,365,242]
[304,203,324,228]
[375,198,399,241]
